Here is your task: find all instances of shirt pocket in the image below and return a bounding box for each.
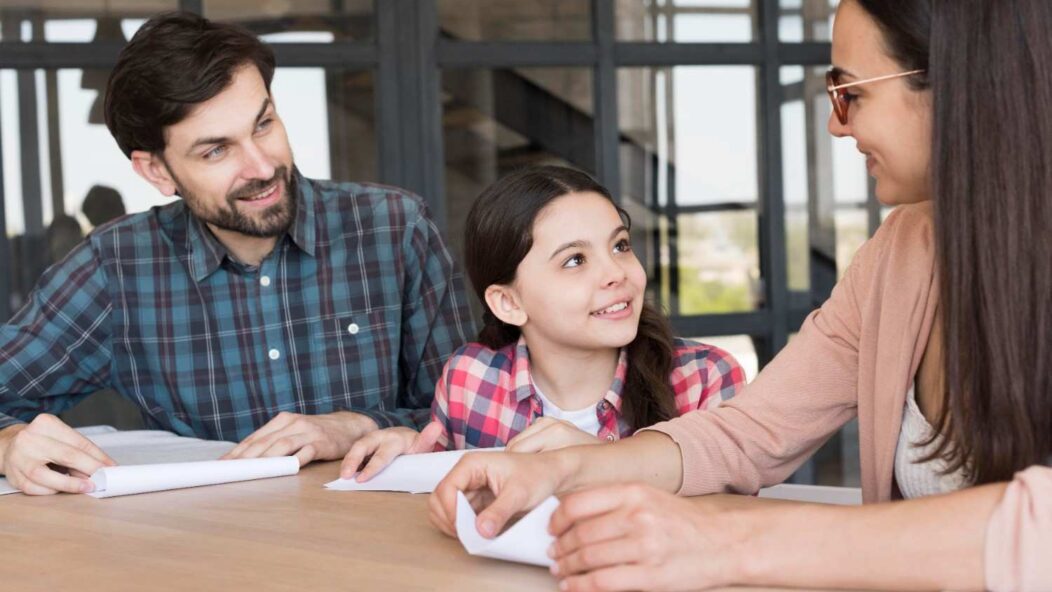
[309,308,400,411]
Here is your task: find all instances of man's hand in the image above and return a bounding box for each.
[506,417,603,453]
[0,414,116,495]
[221,411,379,466]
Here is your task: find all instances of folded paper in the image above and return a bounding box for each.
[455,490,559,567]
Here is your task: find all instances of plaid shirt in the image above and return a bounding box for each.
[0,171,474,440]
[431,336,746,449]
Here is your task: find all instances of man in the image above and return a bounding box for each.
[0,12,473,495]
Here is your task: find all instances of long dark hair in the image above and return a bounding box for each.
[465,166,678,431]
[857,0,1052,483]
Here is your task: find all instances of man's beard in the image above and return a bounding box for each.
[176,165,297,239]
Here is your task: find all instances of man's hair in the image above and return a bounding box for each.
[104,11,276,158]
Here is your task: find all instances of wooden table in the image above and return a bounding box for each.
[0,461,820,591]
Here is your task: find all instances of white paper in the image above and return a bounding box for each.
[89,456,299,498]
[0,477,17,496]
[325,447,503,494]
[86,429,236,465]
[758,483,862,506]
[455,491,559,567]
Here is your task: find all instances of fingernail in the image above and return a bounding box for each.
[549,563,560,576]
[547,543,557,558]
[480,520,495,537]
[559,580,569,591]
[80,481,94,493]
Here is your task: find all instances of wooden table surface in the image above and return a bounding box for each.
[0,461,830,591]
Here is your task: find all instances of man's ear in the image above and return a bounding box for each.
[483,284,527,327]
[130,150,178,197]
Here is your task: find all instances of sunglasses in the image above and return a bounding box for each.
[826,68,925,125]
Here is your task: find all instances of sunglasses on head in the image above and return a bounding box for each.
[825,68,925,125]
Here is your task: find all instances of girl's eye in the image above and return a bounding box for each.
[614,238,632,253]
[842,90,858,103]
[256,118,273,133]
[204,145,227,160]
[563,254,585,268]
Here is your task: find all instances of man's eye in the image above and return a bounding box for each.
[204,145,226,160]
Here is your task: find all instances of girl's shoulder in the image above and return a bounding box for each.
[442,340,519,381]
[670,338,743,374]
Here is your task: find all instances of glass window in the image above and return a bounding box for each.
[2,66,374,312]
[442,67,595,267]
[204,0,374,42]
[0,3,176,43]
[438,0,591,42]
[779,0,836,42]
[616,0,756,43]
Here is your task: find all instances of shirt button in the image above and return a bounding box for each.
[268,348,281,360]
[606,434,616,441]
[347,323,360,335]
[260,275,271,287]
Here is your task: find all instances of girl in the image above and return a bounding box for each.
[340,166,746,480]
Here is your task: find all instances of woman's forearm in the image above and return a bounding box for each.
[731,482,1008,591]
[555,431,685,494]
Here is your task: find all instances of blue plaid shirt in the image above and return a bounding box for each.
[0,172,474,441]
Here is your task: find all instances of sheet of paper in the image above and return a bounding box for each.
[325,447,503,494]
[455,490,558,567]
[0,477,17,496]
[89,456,299,499]
[758,483,862,506]
[86,429,236,465]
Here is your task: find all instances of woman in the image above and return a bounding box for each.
[428,0,1052,590]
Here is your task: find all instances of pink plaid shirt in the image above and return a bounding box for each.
[431,336,746,450]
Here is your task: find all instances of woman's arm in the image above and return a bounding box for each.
[548,481,1007,592]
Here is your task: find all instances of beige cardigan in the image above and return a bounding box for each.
[649,202,1052,591]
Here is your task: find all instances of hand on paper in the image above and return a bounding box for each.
[339,421,444,480]
[506,417,602,453]
[547,483,739,591]
[430,449,569,540]
[222,411,379,466]
[0,414,116,495]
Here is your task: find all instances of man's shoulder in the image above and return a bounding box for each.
[307,178,430,222]
[84,201,183,254]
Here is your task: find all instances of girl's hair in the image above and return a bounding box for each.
[465,166,678,430]
[856,0,1052,483]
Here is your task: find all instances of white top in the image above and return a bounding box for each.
[532,382,602,437]
[894,385,969,499]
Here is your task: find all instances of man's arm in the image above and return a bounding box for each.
[0,242,117,492]
[359,199,475,430]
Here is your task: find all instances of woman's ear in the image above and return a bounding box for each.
[484,284,527,327]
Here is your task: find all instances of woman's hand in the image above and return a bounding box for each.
[548,483,746,591]
[339,421,443,480]
[506,417,603,453]
[430,448,577,539]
